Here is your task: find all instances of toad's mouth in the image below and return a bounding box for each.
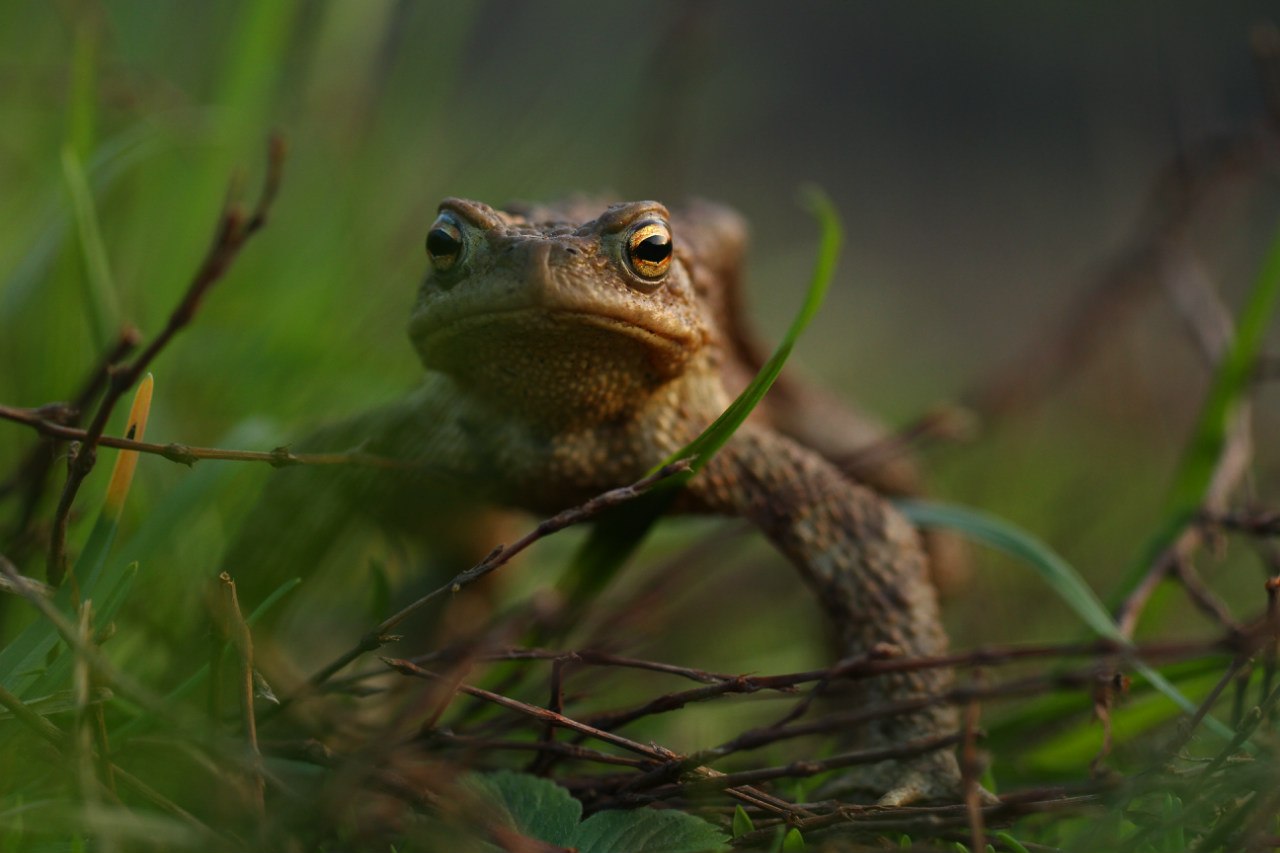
[409,307,694,353]
[409,306,698,388]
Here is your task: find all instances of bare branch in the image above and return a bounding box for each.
[46,135,286,586]
[0,402,414,470]
[273,459,694,713]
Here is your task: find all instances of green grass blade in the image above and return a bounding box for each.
[66,16,99,160]
[0,125,159,324]
[1166,224,1280,518]
[898,501,1115,637]
[60,145,121,352]
[1113,223,1280,607]
[0,378,150,697]
[557,188,841,605]
[898,499,1232,740]
[669,187,842,476]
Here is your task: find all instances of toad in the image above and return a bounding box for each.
[233,197,961,804]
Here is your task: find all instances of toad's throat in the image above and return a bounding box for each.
[412,309,698,423]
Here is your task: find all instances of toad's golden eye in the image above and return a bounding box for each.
[625,220,673,281]
[425,214,465,273]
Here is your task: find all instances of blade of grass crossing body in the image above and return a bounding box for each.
[559,188,842,606]
[897,500,1233,740]
[0,377,153,697]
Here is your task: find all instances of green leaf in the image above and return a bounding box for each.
[732,805,754,838]
[558,188,841,609]
[575,808,730,853]
[994,834,1030,853]
[465,771,580,848]
[781,827,806,851]
[464,772,728,853]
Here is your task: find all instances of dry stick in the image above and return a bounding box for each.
[215,572,265,821]
[1089,673,1123,775]
[430,732,648,769]
[335,631,1257,697]
[834,403,975,475]
[384,657,804,818]
[0,403,414,470]
[72,601,104,806]
[280,459,694,708]
[0,566,53,598]
[635,733,964,799]
[0,327,140,548]
[960,674,986,853]
[1113,233,1254,640]
[0,682,65,744]
[529,656,571,776]
[45,135,285,586]
[1166,656,1248,760]
[1172,554,1243,633]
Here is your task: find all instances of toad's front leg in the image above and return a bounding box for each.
[688,424,962,805]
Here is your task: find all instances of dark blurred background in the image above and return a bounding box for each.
[3,1,1280,670]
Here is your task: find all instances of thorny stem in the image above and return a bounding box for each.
[45,135,285,587]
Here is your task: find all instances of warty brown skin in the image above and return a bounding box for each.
[230,197,961,803]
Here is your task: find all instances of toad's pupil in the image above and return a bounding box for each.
[634,235,672,263]
[427,228,461,257]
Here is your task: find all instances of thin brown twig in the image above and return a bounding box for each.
[0,327,139,550]
[328,631,1259,699]
[46,135,286,586]
[1172,555,1242,633]
[633,732,964,800]
[214,572,265,821]
[0,683,65,745]
[1166,656,1246,760]
[278,459,694,710]
[385,656,805,818]
[428,731,648,768]
[0,402,415,470]
[960,673,986,853]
